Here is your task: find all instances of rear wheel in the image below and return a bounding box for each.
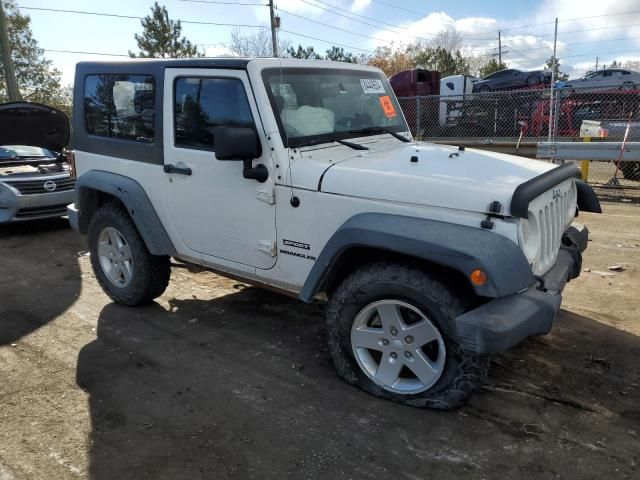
[326,262,489,410]
[88,203,170,306]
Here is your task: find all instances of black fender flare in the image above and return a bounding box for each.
[75,170,176,256]
[299,213,535,302]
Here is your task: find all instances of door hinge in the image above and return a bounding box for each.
[256,188,275,205]
[258,240,277,257]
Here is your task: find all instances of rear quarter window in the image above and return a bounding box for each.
[84,74,155,143]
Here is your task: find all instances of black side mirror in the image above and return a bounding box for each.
[213,126,268,182]
[213,126,261,160]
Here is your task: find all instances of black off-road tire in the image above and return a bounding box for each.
[621,161,640,181]
[326,262,489,410]
[88,202,170,306]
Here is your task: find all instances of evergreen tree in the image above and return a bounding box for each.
[544,56,569,81]
[0,1,69,113]
[286,45,323,60]
[325,46,356,63]
[479,58,507,78]
[129,2,202,58]
[414,47,469,77]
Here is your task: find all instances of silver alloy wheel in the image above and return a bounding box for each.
[351,299,446,394]
[97,227,134,288]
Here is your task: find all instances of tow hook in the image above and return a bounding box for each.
[534,275,547,292]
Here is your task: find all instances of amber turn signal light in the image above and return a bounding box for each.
[469,269,487,286]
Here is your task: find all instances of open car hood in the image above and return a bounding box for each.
[0,102,70,152]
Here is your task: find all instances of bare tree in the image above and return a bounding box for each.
[622,60,640,71]
[465,53,493,77]
[429,29,463,52]
[229,28,290,57]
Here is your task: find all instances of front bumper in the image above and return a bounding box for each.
[0,180,75,223]
[452,223,588,355]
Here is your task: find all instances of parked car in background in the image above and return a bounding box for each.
[473,69,551,93]
[0,102,74,223]
[555,69,640,90]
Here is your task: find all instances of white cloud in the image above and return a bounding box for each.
[204,46,235,57]
[365,0,640,78]
[351,0,372,13]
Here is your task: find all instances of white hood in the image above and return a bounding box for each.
[308,141,555,216]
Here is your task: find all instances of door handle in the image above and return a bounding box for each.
[164,164,192,176]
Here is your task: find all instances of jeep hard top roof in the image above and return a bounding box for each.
[74,57,381,73]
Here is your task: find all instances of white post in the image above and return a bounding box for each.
[547,17,558,141]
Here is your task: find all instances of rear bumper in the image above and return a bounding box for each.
[452,223,588,355]
[0,180,75,223]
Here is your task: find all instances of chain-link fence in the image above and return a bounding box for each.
[397,81,640,198]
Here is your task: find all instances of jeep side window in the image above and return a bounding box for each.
[84,74,155,143]
[174,77,254,151]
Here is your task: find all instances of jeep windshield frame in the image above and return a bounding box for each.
[261,67,409,149]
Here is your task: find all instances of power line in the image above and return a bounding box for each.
[44,49,129,57]
[456,8,640,38]
[370,0,427,17]
[179,0,267,5]
[278,8,389,43]
[279,28,373,53]
[17,5,265,28]
[562,48,640,59]
[297,0,439,41]
[305,0,428,34]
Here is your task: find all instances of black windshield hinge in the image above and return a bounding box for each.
[481,201,503,230]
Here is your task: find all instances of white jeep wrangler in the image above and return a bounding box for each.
[68,58,601,409]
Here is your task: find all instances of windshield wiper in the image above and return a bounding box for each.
[292,137,368,150]
[348,127,411,143]
[335,138,368,150]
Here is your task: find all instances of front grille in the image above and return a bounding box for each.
[535,181,576,274]
[14,204,69,220]
[4,176,75,195]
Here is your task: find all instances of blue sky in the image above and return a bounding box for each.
[19,0,640,84]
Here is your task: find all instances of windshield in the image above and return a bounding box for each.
[0,145,55,159]
[262,67,408,148]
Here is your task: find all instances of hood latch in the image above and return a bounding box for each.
[481,201,503,230]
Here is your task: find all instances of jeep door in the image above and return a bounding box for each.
[163,69,276,270]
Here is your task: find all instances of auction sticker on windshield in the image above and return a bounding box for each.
[378,95,397,118]
[360,79,386,94]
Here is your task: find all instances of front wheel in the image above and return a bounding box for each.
[88,203,170,306]
[326,262,489,410]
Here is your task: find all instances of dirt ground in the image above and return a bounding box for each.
[0,202,639,480]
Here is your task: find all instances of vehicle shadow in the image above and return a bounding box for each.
[0,218,82,346]
[78,288,640,480]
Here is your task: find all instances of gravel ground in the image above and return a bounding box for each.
[0,202,639,480]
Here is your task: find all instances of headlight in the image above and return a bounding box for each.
[519,212,540,265]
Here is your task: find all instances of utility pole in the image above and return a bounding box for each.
[595,56,598,71]
[268,0,278,58]
[0,1,20,101]
[548,17,558,142]
[498,31,502,65]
